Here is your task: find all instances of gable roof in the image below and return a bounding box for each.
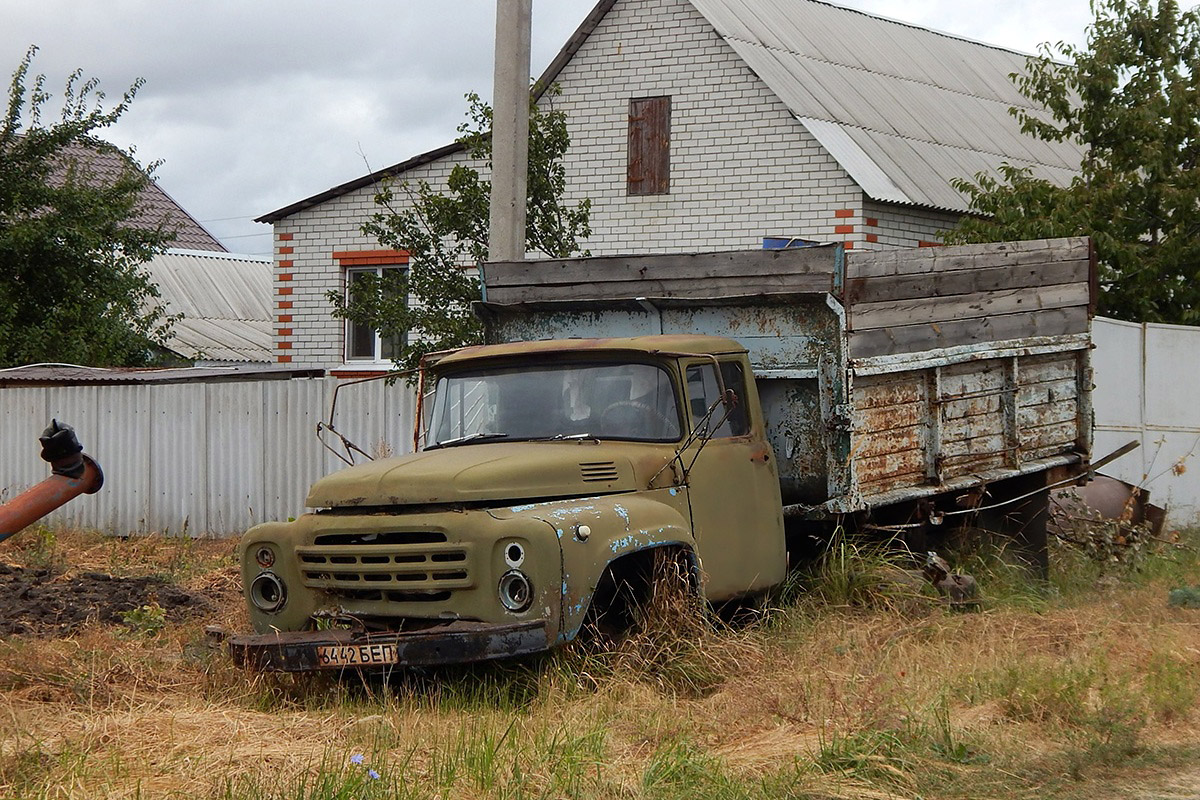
[59,141,228,251]
[144,249,273,362]
[258,0,1081,222]
[687,0,1082,212]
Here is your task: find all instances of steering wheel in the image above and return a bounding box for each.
[600,400,673,433]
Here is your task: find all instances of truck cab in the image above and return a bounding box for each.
[234,335,785,670]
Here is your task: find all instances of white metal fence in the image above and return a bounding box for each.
[1093,317,1200,527]
[5,317,1198,535]
[0,377,417,537]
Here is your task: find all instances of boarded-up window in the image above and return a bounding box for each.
[628,96,670,195]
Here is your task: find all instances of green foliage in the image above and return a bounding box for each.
[118,601,166,637]
[0,46,176,367]
[943,0,1200,324]
[328,87,591,375]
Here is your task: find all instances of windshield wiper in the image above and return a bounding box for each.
[547,432,596,441]
[428,432,509,449]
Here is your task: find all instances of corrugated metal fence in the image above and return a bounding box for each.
[0,377,416,536]
[1093,317,1200,527]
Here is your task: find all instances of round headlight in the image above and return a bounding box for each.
[250,572,287,613]
[498,570,532,612]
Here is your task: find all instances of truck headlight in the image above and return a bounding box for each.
[250,572,287,613]
[498,570,532,612]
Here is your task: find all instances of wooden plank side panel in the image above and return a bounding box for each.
[1017,376,1078,407]
[856,449,927,495]
[485,247,839,305]
[853,373,924,410]
[1020,420,1080,454]
[855,423,924,459]
[1020,352,1079,384]
[1018,398,1079,429]
[848,306,1090,359]
[942,411,1004,445]
[849,282,1090,331]
[845,258,1089,305]
[846,237,1091,280]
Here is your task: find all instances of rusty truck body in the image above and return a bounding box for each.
[231,237,1095,672]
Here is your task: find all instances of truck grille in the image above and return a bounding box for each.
[297,534,473,603]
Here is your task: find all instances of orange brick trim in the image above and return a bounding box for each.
[843,242,854,250]
[865,233,878,243]
[278,260,294,268]
[278,286,293,296]
[865,217,878,227]
[277,328,293,337]
[278,273,293,282]
[278,246,294,255]
[834,209,854,218]
[277,314,293,323]
[277,355,293,363]
[332,369,392,379]
[278,233,294,241]
[277,301,293,309]
[333,249,410,267]
[278,341,293,350]
[918,240,943,248]
[834,224,854,234]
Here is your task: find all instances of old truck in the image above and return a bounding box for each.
[230,237,1095,671]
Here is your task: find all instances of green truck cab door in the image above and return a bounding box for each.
[680,357,787,601]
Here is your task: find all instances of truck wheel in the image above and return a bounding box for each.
[583,546,698,640]
[975,473,1050,580]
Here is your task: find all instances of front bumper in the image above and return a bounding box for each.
[228,620,549,672]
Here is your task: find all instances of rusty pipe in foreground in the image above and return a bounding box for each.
[0,421,103,542]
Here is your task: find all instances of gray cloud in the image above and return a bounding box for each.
[1,0,1089,254]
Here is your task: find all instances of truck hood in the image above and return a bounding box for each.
[306,443,638,508]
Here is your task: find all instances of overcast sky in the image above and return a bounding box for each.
[1,1,1093,256]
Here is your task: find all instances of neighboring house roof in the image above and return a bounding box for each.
[143,249,273,362]
[0,363,321,386]
[257,0,1082,222]
[686,0,1083,212]
[59,140,227,251]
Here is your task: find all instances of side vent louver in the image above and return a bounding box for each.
[580,461,619,482]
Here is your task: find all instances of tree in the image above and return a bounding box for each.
[0,46,176,367]
[943,0,1200,324]
[329,88,591,375]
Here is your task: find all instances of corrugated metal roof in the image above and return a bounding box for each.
[56,142,227,252]
[142,249,273,362]
[688,0,1084,211]
[0,364,322,386]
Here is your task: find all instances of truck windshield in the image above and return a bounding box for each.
[426,362,681,447]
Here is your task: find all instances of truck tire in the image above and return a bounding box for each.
[583,546,698,639]
[975,472,1050,580]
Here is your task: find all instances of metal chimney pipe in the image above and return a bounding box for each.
[489,0,533,263]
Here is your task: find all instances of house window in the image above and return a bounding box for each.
[628,96,670,195]
[345,266,404,362]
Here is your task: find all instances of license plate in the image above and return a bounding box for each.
[316,643,400,667]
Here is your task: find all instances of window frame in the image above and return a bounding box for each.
[343,264,406,364]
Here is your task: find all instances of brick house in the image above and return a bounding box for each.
[256,0,1082,372]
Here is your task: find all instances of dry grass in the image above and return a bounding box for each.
[0,529,1196,798]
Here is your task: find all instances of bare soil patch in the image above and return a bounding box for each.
[0,562,212,636]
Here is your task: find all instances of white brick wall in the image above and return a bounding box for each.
[273,0,966,368]
[861,199,961,250]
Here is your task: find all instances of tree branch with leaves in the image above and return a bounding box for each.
[0,46,176,367]
[329,86,591,376]
[944,0,1200,324]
